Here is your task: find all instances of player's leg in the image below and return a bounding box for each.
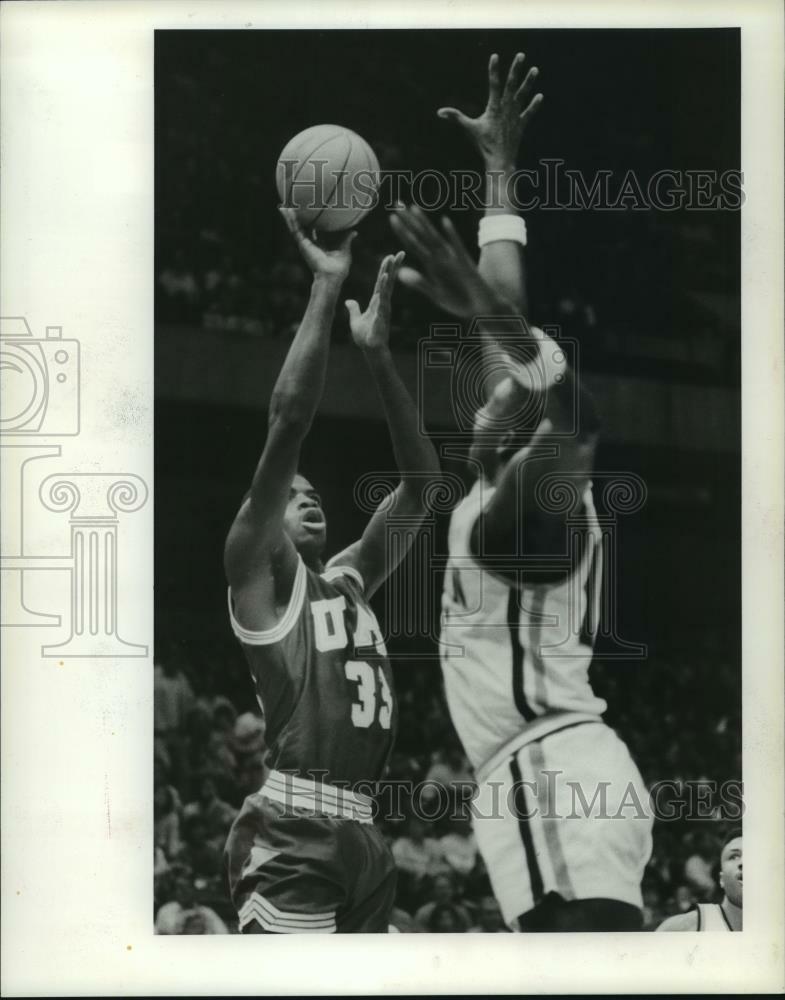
[225,795,345,934]
[334,822,397,933]
[512,724,653,933]
[517,891,643,931]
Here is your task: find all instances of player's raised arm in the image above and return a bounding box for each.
[390,202,539,360]
[438,51,542,316]
[224,208,355,628]
[329,252,441,598]
[390,207,599,567]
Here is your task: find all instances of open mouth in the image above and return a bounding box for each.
[302,512,325,531]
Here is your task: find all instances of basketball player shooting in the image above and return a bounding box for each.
[223,208,440,933]
[391,53,653,932]
[657,830,742,931]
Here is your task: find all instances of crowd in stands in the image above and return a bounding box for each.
[156,39,740,384]
[153,35,741,936]
[153,635,741,934]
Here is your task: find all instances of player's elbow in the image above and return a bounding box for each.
[394,478,428,519]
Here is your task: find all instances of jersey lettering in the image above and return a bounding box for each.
[377,667,393,729]
[311,596,348,651]
[344,660,393,730]
[354,602,388,655]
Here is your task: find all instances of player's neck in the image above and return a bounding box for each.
[720,897,742,931]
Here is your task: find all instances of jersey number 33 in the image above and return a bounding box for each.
[311,595,393,731]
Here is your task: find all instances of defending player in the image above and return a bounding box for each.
[391,53,652,931]
[657,830,742,931]
[223,208,440,933]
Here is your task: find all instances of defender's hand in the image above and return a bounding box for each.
[437,52,543,167]
[390,205,510,318]
[279,207,356,283]
[345,251,405,351]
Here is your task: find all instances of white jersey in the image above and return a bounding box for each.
[439,476,607,773]
[696,903,735,932]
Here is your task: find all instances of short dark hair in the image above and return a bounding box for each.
[721,827,742,852]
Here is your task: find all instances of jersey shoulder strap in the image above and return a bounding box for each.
[228,555,307,646]
[321,562,365,593]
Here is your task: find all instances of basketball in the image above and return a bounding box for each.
[275,124,380,232]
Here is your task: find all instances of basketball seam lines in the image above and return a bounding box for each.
[310,137,353,229]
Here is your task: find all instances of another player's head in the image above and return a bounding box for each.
[468,374,546,479]
[718,829,742,907]
[476,894,506,932]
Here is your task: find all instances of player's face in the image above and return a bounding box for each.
[468,376,538,475]
[283,474,327,558]
[479,896,504,931]
[469,377,518,471]
[719,836,742,907]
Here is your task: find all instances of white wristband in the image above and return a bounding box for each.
[478,214,528,248]
[503,329,567,392]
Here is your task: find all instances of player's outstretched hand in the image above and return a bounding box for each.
[345,251,405,351]
[437,52,543,167]
[279,206,356,283]
[390,204,510,318]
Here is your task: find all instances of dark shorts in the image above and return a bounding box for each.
[225,793,396,934]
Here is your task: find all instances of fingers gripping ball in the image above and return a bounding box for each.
[276,125,380,232]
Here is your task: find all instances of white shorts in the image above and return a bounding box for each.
[472,720,653,926]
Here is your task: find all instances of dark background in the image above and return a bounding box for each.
[154,28,741,933]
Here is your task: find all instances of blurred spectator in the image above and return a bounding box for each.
[154,846,170,878]
[641,885,665,931]
[683,832,718,901]
[427,903,468,933]
[154,658,195,730]
[155,865,229,935]
[672,884,697,914]
[391,816,449,882]
[469,895,508,933]
[424,744,474,795]
[154,782,183,861]
[414,873,471,931]
[233,712,266,757]
[438,809,478,878]
[389,906,418,933]
[158,250,200,324]
[182,814,224,880]
[154,653,196,778]
[236,751,267,802]
[183,773,238,849]
[153,626,740,933]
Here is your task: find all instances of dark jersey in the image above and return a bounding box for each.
[228,558,396,791]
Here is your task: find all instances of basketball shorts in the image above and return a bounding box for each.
[224,770,396,934]
[472,718,653,927]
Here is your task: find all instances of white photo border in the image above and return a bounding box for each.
[1,0,783,995]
